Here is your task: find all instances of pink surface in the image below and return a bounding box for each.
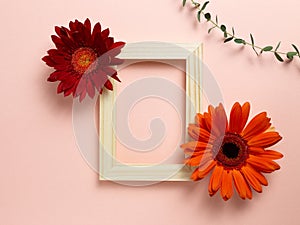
[115,62,185,164]
[0,0,299,224]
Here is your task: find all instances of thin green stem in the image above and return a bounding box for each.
[189,0,297,57]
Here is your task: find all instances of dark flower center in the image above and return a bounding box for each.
[71,47,97,74]
[213,133,249,169]
[222,142,239,158]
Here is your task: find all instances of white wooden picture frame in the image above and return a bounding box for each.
[99,42,202,181]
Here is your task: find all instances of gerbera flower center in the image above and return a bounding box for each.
[213,133,249,168]
[71,47,97,74]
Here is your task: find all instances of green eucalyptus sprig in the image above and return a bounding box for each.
[182,0,300,62]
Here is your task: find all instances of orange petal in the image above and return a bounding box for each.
[208,165,223,196]
[183,148,209,156]
[185,152,212,167]
[248,132,282,148]
[245,164,268,186]
[256,150,284,160]
[183,144,212,156]
[180,141,210,152]
[191,168,201,181]
[197,160,217,179]
[188,125,215,143]
[208,105,215,116]
[241,166,262,193]
[242,112,271,140]
[232,170,252,200]
[245,181,253,200]
[220,170,233,201]
[247,155,280,173]
[248,146,265,154]
[211,103,228,137]
[240,102,250,132]
[203,112,212,131]
[185,155,203,166]
[195,113,209,130]
[229,102,243,133]
[188,124,199,141]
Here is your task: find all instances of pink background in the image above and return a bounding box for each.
[1,0,299,224]
[115,62,186,164]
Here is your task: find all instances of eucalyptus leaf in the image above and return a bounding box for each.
[274,52,284,62]
[195,3,200,7]
[260,46,273,53]
[182,0,187,7]
[204,13,211,21]
[292,44,300,56]
[250,34,255,46]
[220,25,226,32]
[197,10,201,22]
[249,34,258,55]
[208,26,216,33]
[275,42,281,51]
[287,52,298,60]
[201,1,210,11]
[234,38,246,45]
[224,37,234,43]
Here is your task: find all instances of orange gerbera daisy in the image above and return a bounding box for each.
[181,102,283,200]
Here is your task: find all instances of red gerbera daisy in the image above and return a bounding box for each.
[181,102,283,200]
[42,18,125,101]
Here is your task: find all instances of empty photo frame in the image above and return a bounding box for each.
[99,42,202,181]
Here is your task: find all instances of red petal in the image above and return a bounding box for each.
[84,18,91,31]
[47,71,69,82]
[55,26,62,37]
[51,35,64,49]
[110,58,124,65]
[86,79,95,98]
[111,74,121,82]
[92,22,101,42]
[57,82,64,93]
[42,55,55,67]
[61,76,77,90]
[93,33,107,54]
[104,79,113,90]
[109,41,126,50]
[105,37,114,48]
[102,66,117,77]
[79,89,87,102]
[75,78,87,95]
[101,28,110,38]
